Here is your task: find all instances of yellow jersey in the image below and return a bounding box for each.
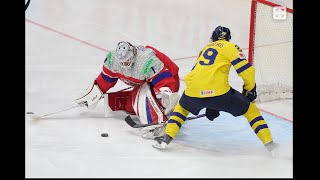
[184,40,256,98]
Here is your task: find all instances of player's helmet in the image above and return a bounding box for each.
[115,41,137,67]
[210,26,231,42]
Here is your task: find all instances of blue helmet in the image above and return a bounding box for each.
[210,26,231,42]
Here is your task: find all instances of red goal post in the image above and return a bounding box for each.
[248,0,293,102]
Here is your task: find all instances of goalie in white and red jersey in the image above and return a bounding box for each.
[74,41,180,136]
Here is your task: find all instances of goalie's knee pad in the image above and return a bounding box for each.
[103,90,132,117]
[105,90,131,111]
[132,83,168,125]
[158,91,180,115]
[141,124,166,139]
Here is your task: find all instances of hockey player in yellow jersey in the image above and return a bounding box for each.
[152,26,279,156]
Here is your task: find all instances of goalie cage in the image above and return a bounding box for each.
[248,0,293,102]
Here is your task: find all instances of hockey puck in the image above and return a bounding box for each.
[101,133,108,137]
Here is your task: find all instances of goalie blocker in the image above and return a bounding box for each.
[104,83,179,125]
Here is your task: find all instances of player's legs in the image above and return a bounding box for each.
[127,83,168,124]
[243,102,273,145]
[165,102,190,139]
[106,90,132,111]
[205,88,277,153]
[223,88,250,116]
[224,88,274,145]
[124,87,138,114]
[165,92,202,139]
[126,83,171,116]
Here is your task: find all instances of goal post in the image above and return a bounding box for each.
[248,0,293,102]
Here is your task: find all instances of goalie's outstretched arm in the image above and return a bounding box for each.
[95,65,118,93]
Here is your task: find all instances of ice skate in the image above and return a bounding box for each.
[265,141,280,157]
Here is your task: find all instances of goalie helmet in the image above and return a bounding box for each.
[115,41,137,68]
[210,26,231,42]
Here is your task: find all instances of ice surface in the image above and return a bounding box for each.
[26,0,292,178]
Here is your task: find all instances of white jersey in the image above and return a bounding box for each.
[104,45,165,86]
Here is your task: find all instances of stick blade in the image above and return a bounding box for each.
[125,115,139,128]
[26,112,40,120]
[124,115,161,128]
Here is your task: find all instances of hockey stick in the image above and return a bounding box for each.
[26,104,81,120]
[26,86,133,120]
[125,113,206,128]
[25,0,31,11]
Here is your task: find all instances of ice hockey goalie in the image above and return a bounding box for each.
[74,41,180,137]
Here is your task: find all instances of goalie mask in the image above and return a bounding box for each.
[115,41,137,68]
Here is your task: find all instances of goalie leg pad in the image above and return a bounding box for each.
[164,92,180,115]
[107,90,131,111]
[157,91,180,115]
[141,124,166,139]
[131,83,168,125]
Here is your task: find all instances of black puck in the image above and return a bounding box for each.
[101,133,108,137]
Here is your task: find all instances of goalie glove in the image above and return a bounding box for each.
[242,84,257,102]
[156,87,180,115]
[152,134,173,150]
[74,80,103,109]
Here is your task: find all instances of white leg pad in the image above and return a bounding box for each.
[158,92,180,115]
[141,124,166,139]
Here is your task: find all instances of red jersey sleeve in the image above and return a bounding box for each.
[95,65,118,93]
[145,45,179,77]
[145,46,180,93]
[149,69,178,93]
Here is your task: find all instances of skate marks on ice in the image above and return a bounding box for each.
[171,111,292,159]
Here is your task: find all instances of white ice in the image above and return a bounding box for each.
[26,0,293,178]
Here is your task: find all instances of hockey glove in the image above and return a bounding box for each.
[152,134,173,150]
[74,80,103,109]
[242,84,257,102]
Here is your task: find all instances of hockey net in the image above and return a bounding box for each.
[248,0,293,102]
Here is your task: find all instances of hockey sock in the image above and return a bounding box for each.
[165,102,190,139]
[243,102,273,144]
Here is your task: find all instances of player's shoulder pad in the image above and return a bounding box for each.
[137,48,164,77]
[136,45,147,51]
[229,43,246,59]
[228,42,243,52]
[141,56,158,76]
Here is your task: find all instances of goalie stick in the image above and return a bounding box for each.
[125,113,206,128]
[26,104,81,120]
[26,86,133,120]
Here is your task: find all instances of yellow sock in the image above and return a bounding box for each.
[165,102,190,139]
[243,102,273,144]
